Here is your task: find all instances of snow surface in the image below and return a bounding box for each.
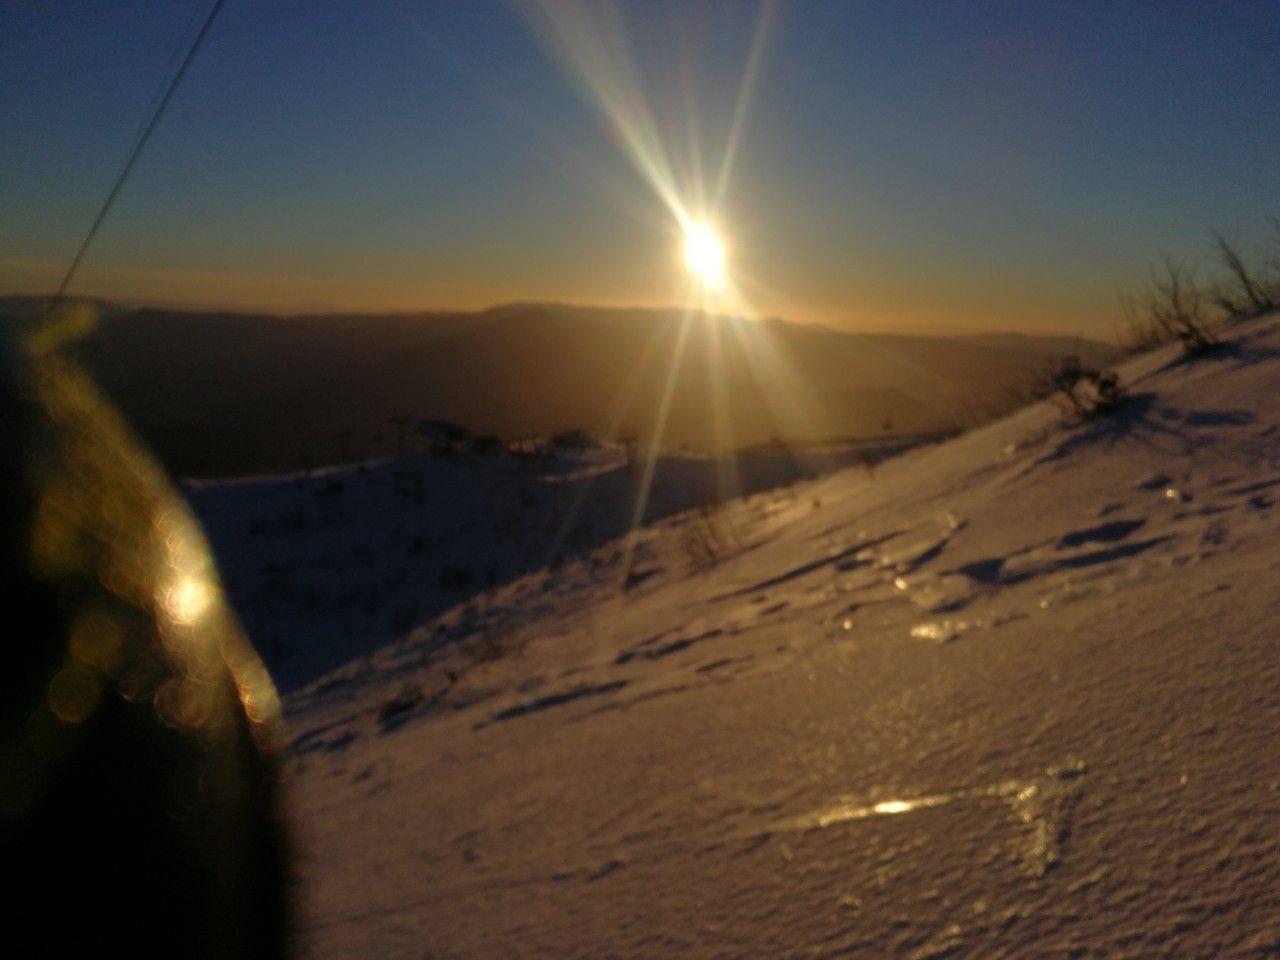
[216,317,1280,957]
[187,435,925,691]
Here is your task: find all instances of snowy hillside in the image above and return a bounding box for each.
[265,315,1278,958]
[187,435,928,691]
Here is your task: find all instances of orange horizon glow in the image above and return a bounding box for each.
[0,250,1122,338]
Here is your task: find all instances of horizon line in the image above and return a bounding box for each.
[0,289,1110,343]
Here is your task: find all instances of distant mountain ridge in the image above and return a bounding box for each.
[0,296,1118,478]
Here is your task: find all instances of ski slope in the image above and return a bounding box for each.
[242,315,1279,958]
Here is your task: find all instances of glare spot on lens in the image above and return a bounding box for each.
[47,662,102,725]
[164,576,212,625]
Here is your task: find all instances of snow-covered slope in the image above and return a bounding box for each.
[187,436,925,691]
[277,316,1279,958]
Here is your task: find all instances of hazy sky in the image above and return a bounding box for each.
[3,0,1278,334]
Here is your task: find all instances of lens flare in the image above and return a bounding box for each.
[683,223,725,289]
[517,1,832,585]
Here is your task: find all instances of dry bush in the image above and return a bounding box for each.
[1117,292,1166,353]
[1031,355,1126,421]
[1143,258,1218,355]
[1113,222,1280,355]
[1268,217,1280,285]
[1209,233,1276,320]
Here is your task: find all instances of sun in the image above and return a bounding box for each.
[682,222,726,290]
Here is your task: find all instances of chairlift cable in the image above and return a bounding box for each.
[48,0,229,311]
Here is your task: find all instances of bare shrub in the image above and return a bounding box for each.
[1032,355,1126,421]
[1145,258,1218,355]
[1117,292,1165,353]
[1209,233,1276,320]
[1116,222,1280,355]
[1268,217,1280,282]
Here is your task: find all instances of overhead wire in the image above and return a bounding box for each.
[47,0,229,311]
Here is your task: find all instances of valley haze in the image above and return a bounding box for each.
[1,295,1116,479]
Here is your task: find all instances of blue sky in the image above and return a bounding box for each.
[2,0,1278,334]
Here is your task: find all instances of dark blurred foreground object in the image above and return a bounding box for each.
[0,307,288,958]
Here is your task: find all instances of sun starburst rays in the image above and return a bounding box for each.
[522,1,831,584]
